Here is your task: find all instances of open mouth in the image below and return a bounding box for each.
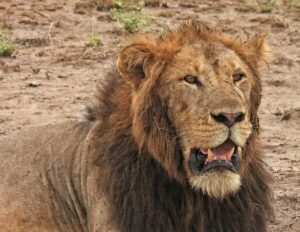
[188,139,239,174]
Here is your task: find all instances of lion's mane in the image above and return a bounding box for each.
[87,22,273,232]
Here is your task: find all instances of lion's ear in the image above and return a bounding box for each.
[117,36,158,87]
[245,32,270,65]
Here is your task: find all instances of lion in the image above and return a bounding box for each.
[0,21,273,232]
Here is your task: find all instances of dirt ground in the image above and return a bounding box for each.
[0,0,299,231]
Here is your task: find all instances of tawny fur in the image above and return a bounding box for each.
[0,21,273,232]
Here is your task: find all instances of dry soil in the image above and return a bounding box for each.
[0,0,299,231]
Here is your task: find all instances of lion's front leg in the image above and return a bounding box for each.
[85,167,120,232]
[86,195,120,232]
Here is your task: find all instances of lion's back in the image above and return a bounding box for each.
[0,121,92,170]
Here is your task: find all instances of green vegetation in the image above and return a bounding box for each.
[260,0,277,13]
[110,8,150,33]
[0,28,16,56]
[237,0,292,13]
[87,33,102,46]
[89,0,104,5]
[87,0,149,33]
[285,0,300,6]
[114,0,144,10]
[89,0,143,10]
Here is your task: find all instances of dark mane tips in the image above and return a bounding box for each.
[85,67,123,122]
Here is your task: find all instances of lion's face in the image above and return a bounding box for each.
[117,22,267,199]
[161,42,254,198]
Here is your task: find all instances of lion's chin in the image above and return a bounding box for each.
[188,170,241,199]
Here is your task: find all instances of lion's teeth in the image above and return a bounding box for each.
[200,148,208,154]
[208,149,214,161]
[227,147,235,160]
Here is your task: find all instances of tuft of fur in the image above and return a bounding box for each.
[189,170,241,199]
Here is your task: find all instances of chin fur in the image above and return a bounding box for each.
[188,170,241,199]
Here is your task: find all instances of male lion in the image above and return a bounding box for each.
[0,21,272,232]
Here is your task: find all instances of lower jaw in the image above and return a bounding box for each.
[188,170,241,199]
[202,159,238,173]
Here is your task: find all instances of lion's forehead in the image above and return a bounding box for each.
[170,44,247,76]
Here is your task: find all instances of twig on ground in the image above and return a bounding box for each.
[47,22,54,47]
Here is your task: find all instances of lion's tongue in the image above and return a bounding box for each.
[207,141,235,162]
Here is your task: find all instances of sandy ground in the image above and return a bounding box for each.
[0,0,299,231]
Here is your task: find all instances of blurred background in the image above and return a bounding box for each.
[0,0,299,231]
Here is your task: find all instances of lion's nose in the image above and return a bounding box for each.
[211,112,245,127]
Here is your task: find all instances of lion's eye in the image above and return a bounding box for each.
[184,75,200,85]
[233,72,246,82]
